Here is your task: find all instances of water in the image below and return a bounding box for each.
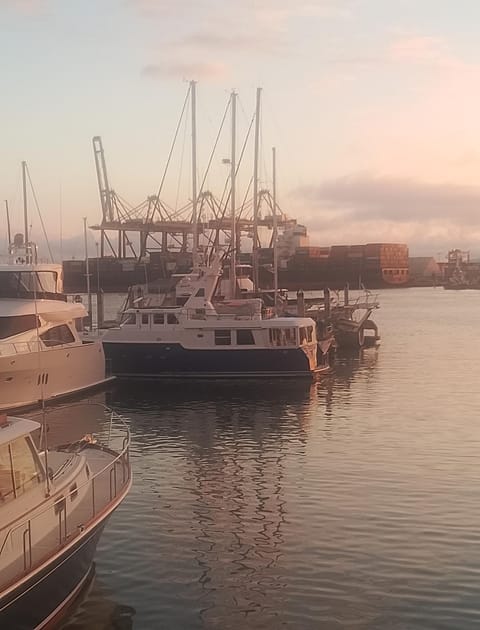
[53,287,480,629]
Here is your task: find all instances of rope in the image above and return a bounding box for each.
[153,86,190,209]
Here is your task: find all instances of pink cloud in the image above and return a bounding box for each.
[142,61,227,81]
[2,0,47,14]
[389,35,459,69]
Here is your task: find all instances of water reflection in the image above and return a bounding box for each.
[60,569,136,629]
[25,349,378,629]
[101,354,376,629]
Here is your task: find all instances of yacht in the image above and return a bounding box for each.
[0,405,132,629]
[0,236,112,411]
[101,256,331,378]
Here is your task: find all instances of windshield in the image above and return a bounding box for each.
[0,270,63,300]
[0,315,40,339]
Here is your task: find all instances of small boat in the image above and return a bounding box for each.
[0,405,131,629]
[100,256,331,378]
[0,234,113,411]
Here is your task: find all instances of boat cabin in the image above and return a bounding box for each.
[119,308,317,349]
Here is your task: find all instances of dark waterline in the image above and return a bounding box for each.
[47,287,480,629]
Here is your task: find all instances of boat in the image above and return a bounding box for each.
[100,255,330,378]
[0,234,113,411]
[443,249,480,289]
[0,404,132,629]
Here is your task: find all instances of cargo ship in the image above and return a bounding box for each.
[64,241,409,293]
[261,241,409,290]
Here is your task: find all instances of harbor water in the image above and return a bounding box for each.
[47,287,480,629]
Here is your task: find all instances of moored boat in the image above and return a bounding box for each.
[100,256,330,378]
[0,404,131,629]
[0,236,113,411]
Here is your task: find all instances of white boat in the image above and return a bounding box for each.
[0,405,132,628]
[0,237,113,411]
[101,256,330,378]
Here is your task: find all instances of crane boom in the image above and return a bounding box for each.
[92,136,114,223]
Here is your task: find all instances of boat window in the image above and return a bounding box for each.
[167,314,178,325]
[0,443,15,502]
[153,313,164,325]
[283,328,297,346]
[195,288,205,297]
[0,314,40,339]
[121,313,136,325]
[236,329,255,345]
[0,270,59,298]
[214,330,231,346]
[141,314,149,325]
[299,327,308,345]
[269,328,282,346]
[9,437,43,498]
[299,327,313,345]
[40,324,75,347]
[34,272,58,293]
[269,328,297,346]
[74,317,84,332]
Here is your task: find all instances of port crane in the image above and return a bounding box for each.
[90,85,294,267]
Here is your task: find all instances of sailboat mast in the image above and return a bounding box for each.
[22,161,28,248]
[230,90,237,298]
[191,80,199,269]
[272,147,278,312]
[5,200,11,247]
[253,87,262,292]
[83,217,92,324]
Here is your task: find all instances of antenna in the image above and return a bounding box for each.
[191,80,199,269]
[230,90,237,299]
[272,147,278,313]
[59,184,63,263]
[253,87,262,291]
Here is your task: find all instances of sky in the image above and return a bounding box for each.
[2,0,480,259]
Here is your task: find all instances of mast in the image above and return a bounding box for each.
[191,80,199,269]
[272,147,278,313]
[5,200,11,247]
[253,87,262,291]
[230,90,237,298]
[22,160,28,249]
[83,217,92,324]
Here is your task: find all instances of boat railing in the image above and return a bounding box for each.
[0,339,83,356]
[0,340,43,356]
[332,292,380,310]
[0,404,131,586]
[185,309,259,321]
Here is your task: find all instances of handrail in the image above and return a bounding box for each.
[0,339,87,357]
[185,309,260,321]
[331,292,380,309]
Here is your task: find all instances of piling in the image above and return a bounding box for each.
[97,291,105,328]
[297,289,305,317]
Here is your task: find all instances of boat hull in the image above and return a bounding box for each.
[103,341,322,378]
[0,520,106,630]
[0,341,112,411]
